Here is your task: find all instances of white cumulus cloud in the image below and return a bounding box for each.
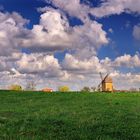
[22,8,108,53]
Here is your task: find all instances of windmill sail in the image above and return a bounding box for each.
[99,72,103,81]
[98,73,113,92]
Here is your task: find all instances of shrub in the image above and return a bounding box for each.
[58,86,70,92]
[9,84,22,91]
[81,86,90,92]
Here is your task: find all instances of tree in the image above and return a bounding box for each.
[9,84,22,91]
[129,88,137,92]
[91,87,96,92]
[25,81,36,91]
[81,86,90,92]
[58,86,70,92]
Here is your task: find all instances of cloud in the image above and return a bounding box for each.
[21,8,72,52]
[0,8,109,90]
[44,0,140,19]
[110,71,140,90]
[0,6,109,56]
[91,0,140,17]
[9,68,21,76]
[113,54,140,68]
[44,0,90,22]
[0,12,29,56]
[0,51,140,90]
[0,1,140,90]
[22,8,108,53]
[16,53,63,77]
[133,24,140,40]
[99,54,140,70]
[108,28,113,33]
[0,52,22,72]
[63,53,106,74]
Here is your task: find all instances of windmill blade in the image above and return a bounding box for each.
[97,82,102,91]
[99,72,103,80]
[98,82,102,87]
[103,73,110,81]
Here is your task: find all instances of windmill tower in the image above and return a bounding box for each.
[98,73,113,92]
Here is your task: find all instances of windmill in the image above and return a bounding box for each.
[98,72,113,92]
[98,72,103,91]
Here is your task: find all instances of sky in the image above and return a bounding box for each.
[0,0,140,90]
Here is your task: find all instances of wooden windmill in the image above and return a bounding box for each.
[98,72,113,92]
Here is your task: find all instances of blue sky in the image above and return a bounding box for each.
[98,13,140,59]
[1,0,139,58]
[0,0,140,90]
[0,0,46,26]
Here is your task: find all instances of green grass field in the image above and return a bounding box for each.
[0,91,140,140]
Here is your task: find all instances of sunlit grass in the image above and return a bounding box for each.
[0,91,140,139]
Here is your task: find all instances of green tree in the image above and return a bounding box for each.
[9,84,22,91]
[25,81,36,91]
[58,86,70,92]
[81,86,90,92]
[91,87,96,92]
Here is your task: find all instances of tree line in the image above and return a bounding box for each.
[8,82,97,92]
[8,82,140,92]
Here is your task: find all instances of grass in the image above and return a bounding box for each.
[0,91,140,140]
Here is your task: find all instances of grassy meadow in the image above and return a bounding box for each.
[0,91,140,140]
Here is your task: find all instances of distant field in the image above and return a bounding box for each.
[0,91,140,140]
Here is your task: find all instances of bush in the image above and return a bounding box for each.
[25,81,36,91]
[9,84,22,91]
[81,86,90,92]
[58,86,70,92]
